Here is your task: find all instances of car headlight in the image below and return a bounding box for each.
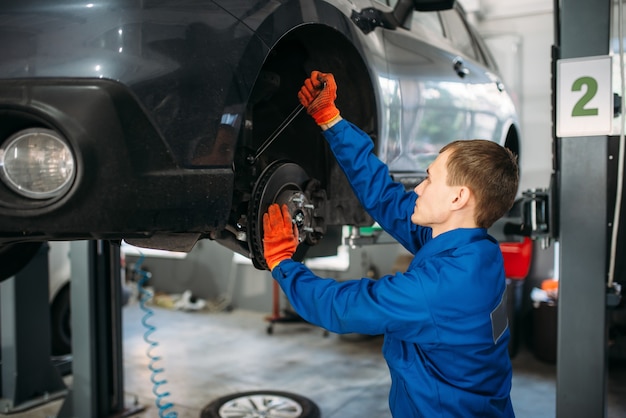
[0,128,76,199]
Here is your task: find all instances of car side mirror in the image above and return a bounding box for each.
[352,0,455,34]
[413,0,455,11]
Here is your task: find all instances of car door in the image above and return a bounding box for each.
[379,5,471,176]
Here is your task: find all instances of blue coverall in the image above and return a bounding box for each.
[271,120,514,417]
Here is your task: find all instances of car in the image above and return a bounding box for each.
[0,0,521,276]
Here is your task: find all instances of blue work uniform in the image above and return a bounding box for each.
[271,119,514,417]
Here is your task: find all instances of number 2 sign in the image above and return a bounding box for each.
[557,55,613,137]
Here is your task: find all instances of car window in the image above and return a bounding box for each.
[472,31,499,71]
[372,1,445,40]
[411,11,445,38]
[374,0,397,6]
[439,9,478,61]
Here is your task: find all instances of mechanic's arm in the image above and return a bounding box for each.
[298,71,425,251]
[263,203,435,337]
[275,261,436,337]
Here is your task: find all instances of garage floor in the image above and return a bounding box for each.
[5,301,626,418]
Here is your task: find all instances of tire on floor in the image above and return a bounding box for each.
[201,390,320,418]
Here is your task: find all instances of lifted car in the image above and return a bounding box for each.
[0,0,520,275]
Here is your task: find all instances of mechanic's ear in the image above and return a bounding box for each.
[450,186,471,210]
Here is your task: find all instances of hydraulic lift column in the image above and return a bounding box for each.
[0,244,67,411]
[556,0,612,416]
[57,240,136,417]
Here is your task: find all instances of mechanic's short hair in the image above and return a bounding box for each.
[440,139,519,229]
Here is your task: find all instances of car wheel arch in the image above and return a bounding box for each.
[220,23,378,264]
[258,29,378,227]
[503,124,521,168]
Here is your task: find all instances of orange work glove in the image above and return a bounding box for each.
[263,203,298,271]
[297,70,340,126]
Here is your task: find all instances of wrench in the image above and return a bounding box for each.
[247,103,304,164]
[247,80,325,165]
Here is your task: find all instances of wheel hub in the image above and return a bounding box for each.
[248,161,326,269]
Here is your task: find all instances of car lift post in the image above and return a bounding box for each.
[555,0,613,416]
[57,240,142,418]
[0,243,67,411]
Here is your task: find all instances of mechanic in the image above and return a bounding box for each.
[262,71,518,417]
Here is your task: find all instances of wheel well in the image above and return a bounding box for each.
[504,125,521,169]
[261,26,376,224]
[246,24,378,157]
[241,25,377,219]
[220,24,378,260]
[285,25,377,133]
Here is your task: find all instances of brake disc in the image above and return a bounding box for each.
[247,161,324,270]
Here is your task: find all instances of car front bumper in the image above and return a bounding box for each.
[0,78,232,251]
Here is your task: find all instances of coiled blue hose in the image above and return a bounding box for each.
[134,254,178,418]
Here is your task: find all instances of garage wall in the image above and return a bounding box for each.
[125,240,277,312]
[125,240,233,301]
[462,0,555,193]
[125,238,408,314]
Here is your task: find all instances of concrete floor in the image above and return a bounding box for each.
[4,301,626,418]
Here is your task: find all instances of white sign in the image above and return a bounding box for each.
[557,56,613,137]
